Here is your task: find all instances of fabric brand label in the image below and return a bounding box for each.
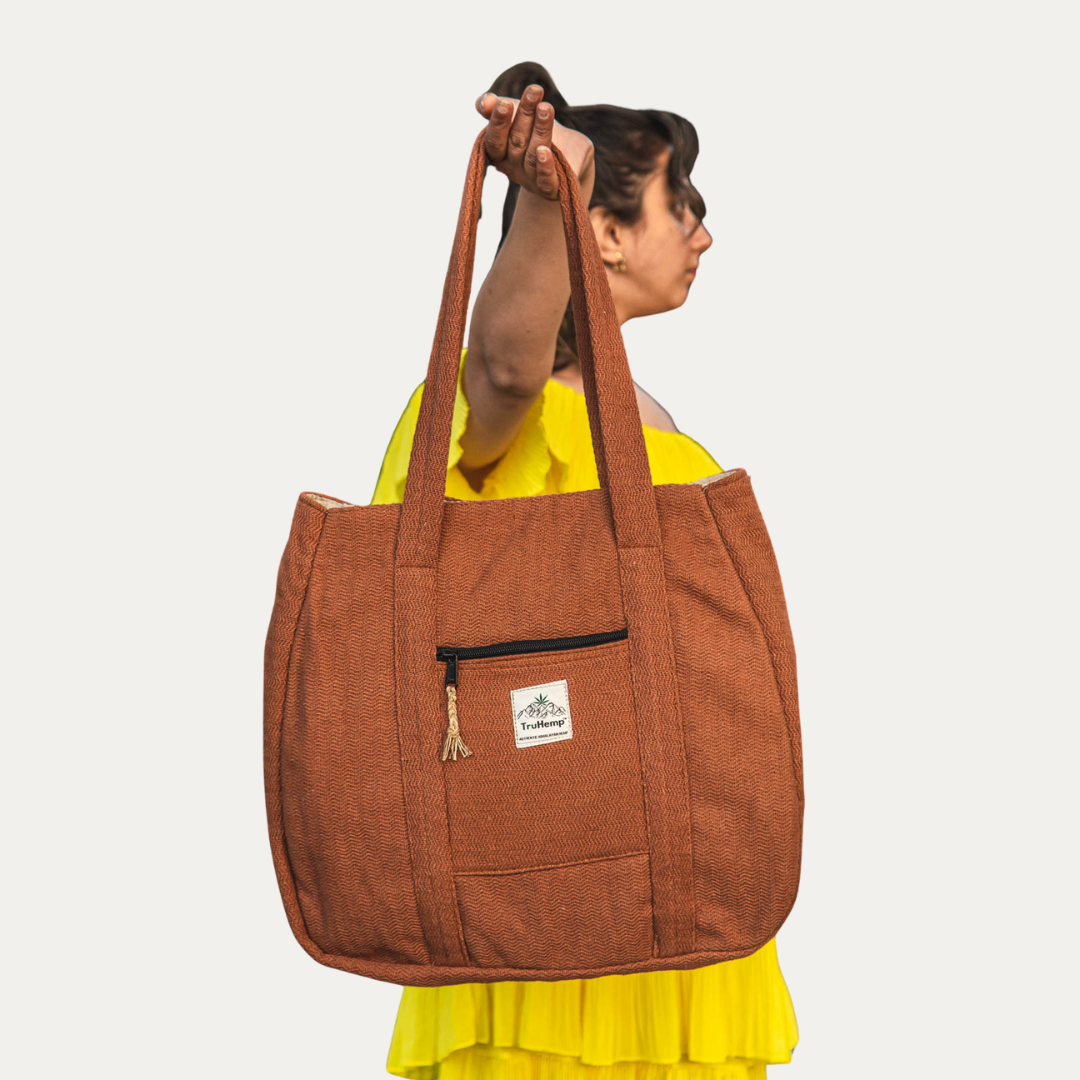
[510,679,573,749]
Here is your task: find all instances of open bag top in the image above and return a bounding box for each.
[263,132,804,986]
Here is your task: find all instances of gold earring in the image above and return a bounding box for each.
[611,252,628,273]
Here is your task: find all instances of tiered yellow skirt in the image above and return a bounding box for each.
[386,939,799,1078]
[376,355,800,1077]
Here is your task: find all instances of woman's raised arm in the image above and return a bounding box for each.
[458,86,595,489]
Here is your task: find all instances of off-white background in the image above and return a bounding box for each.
[3,2,1077,1077]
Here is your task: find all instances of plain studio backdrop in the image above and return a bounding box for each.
[2,2,1077,1077]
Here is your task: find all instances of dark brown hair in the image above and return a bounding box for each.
[487,61,706,368]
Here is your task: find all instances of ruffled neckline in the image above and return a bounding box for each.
[540,375,699,469]
[444,351,719,502]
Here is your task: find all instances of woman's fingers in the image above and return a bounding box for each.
[506,85,542,168]
[524,101,553,169]
[476,85,561,198]
[526,102,558,199]
[483,97,515,163]
[534,144,559,200]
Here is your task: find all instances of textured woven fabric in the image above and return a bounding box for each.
[263,135,804,988]
[376,362,799,1078]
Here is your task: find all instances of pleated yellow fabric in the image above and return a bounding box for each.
[373,351,800,1078]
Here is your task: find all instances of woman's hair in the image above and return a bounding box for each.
[487,61,706,368]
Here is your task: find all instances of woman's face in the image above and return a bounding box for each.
[607,149,713,321]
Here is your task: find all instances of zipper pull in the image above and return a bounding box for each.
[441,652,472,762]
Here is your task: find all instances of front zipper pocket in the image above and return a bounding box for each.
[435,628,628,761]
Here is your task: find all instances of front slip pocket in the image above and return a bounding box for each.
[454,851,653,969]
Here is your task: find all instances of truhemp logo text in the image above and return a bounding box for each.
[510,679,573,749]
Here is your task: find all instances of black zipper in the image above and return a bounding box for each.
[434,627,628,762]
[436,627,628,683]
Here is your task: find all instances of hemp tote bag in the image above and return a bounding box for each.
[263,132,804,987]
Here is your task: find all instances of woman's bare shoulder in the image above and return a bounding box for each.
[633,382,679,432]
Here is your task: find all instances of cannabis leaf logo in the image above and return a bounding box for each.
[514,688,568,723]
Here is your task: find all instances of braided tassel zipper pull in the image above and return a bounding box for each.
[442,682,472,761]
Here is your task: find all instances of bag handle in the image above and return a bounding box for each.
[390,135,694,966]
[394,130,662,569]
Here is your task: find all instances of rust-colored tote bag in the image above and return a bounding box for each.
[264,133,804,987]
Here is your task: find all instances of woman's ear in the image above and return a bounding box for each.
[589,207,625,268]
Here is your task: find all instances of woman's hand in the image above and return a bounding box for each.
[460,85,594,491]
[476,86,594,202]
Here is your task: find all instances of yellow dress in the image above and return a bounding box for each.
[373,352,800,1080]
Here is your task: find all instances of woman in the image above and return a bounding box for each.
[375,63,799,1080]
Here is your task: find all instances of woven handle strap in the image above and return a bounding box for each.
[394,130,661,570]
[391,133,694,968]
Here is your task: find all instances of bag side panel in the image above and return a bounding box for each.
[656,481,802,954]
[704,475,804,806]
[280,505,430,965]
[264,497,328,956]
